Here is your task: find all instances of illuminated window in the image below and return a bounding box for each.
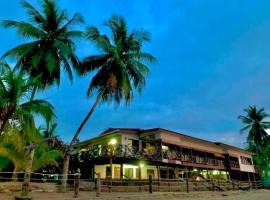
[124,168,133,179]
[162,145,169,152]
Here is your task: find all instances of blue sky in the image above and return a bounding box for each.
[1,0,270,147]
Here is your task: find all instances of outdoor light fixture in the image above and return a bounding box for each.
[139,163,144,168]
[109,138,117,145]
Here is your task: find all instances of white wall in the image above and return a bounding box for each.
[238,155,255,173]
[95,164,158,179]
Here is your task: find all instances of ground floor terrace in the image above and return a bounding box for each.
[80,158,259,182]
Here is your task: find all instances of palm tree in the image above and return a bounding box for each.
[42,122,58,138]
[238,105,270,154]
[0,124,62,181]
[0,62,55,134]
[1,0,84,98]
[61,15,155,186]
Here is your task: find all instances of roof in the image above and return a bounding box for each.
[99,128,142,136]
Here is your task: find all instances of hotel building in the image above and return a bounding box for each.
[78,128,259,181]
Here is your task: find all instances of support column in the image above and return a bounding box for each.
[138,164,142,192]
[120,163,123,179]
[156,164,160,191]
[247,172,252,189]
[239,171,242,181]
[175,166,178,179]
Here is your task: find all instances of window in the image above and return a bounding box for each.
[128,139,139,148]
[124,168,133,179]
[240,156,252,165]
[128,139,133,147]
[106,166,111,178]
[114,167,121,178]
[147,169,155,178]
[162,145,169,152]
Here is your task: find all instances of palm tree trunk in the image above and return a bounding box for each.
[70,96,101,146]
[22,148,35,197]
[61,154,70,192]
[61,96,101,188]
[12,167,19,182]
[0,118,9,135]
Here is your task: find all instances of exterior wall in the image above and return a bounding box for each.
[160,132,224,154]
[141,165,157,179]
[95,165,107,179]
[121,133,140,146]
[94,164,158,179]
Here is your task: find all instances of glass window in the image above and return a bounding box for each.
[124,168,133,179]
[114,167,121,178]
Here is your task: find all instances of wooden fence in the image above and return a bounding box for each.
[99,176,265,193]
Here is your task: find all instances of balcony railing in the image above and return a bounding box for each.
[80,145,225,168]
[229,161,240,168]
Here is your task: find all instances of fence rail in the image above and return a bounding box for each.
[0,172,267,197]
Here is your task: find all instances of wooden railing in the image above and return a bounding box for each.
[230,161,240,168]
[80,145,225,167]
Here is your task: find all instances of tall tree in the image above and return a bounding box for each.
[1,0,84,98]
[0,62,54,134]
[61,15,155,187]
[238,105,270,154]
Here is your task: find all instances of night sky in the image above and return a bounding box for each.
[1,0,270,147]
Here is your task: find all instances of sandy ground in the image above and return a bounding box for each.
[1,190,270,200]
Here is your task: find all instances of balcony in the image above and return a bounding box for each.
[80,144,225,168]
[181,154,225,167]
[229,160,240,169]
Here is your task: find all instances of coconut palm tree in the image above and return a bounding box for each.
[1,0,84,98]
[238,105,270,154]
[61,15,155,186]
[0,62,54,134]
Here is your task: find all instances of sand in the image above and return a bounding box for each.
[1,190,269,200]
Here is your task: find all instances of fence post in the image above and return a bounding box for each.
[186,178,189,193]
[212,180,215,191]
[168,179,171,192]
[149,175,153,194]
[96,173,100,197]
[74,172,80,198]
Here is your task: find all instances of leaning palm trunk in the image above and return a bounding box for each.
[61,96,101,188]
[12,167,19,182]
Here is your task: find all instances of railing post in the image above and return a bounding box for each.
[186,178,189,193]
[212,180,215,191]
[96,173,100,197]
[149,175,153,194]
[74,172,80,198]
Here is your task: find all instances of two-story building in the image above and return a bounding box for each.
[77,128,259,181]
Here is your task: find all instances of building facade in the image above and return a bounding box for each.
[78,128,259,181]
